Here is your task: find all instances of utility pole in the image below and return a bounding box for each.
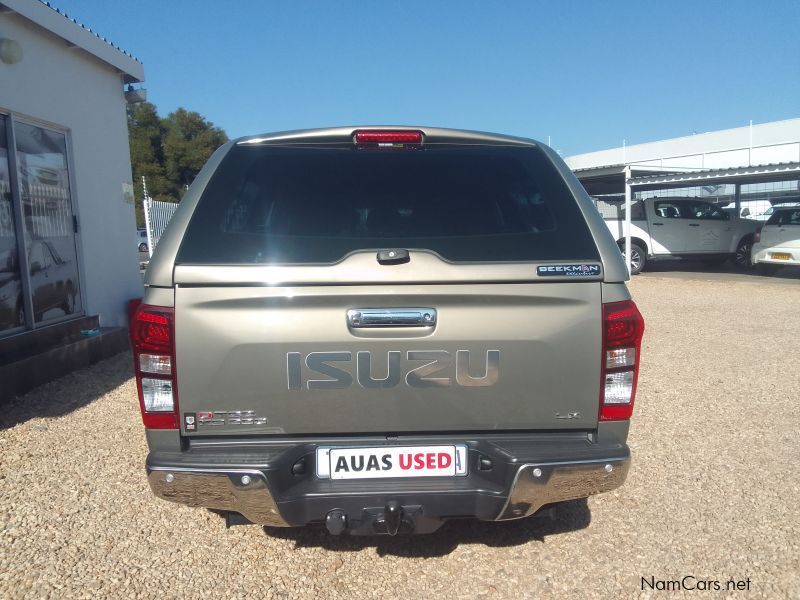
[624,166,632,275]
[142,175,154,258]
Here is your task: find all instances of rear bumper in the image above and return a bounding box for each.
[146,434,630,533]
[752,244,800,265]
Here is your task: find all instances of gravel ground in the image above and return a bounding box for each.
[1,275,798,599]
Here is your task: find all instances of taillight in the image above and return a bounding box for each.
[353,130,423,146]
[131,304,178,429]
[754,226,762,243]
[600,300,645,421]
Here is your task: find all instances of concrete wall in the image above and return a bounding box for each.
[0,11,143,328]
[566,119,800,172]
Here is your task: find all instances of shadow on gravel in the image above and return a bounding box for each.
[640,259,800,281]
[263,499,590,557]
[0,352,133,430]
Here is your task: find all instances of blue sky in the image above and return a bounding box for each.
[53,0,800,156]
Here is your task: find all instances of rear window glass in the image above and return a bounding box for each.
[767,208,800,226]
[176,144,600,264]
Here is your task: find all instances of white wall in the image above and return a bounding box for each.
[0,11,143,327]
[566,119,800,172]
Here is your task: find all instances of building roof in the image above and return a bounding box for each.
[566,118,800,172]
[0,0,144,83]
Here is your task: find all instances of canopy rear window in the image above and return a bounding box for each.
[176,144,599,264]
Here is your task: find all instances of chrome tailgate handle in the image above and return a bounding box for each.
[347,308,437,328]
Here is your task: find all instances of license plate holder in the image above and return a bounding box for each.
[316,445,468,480]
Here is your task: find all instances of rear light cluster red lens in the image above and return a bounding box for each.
[353,130,423,145]
[132,311,170,351]
[131,304,179,429]
[600,300,645,421]
[754,226,762,243]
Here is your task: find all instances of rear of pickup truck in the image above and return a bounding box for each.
[133,127,644,535]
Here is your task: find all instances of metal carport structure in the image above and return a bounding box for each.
[573,161,800,273]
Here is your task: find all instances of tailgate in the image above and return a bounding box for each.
[174,278,602,435]
[166,138,613,436]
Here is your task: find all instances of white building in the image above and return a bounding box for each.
[567,119,800,173]
[1,0,144,397]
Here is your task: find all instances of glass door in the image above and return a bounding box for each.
[14,122,82,325]
[0,116,25,334]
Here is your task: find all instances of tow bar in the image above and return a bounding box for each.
[376,501,403,536]
[325,502,427,536]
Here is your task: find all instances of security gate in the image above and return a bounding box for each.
[143,195,178,258]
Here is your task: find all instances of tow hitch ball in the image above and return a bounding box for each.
[376,500,403,536]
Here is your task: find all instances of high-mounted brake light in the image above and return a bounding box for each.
[353,130,423,145]
[131,304,179,429]
[599,300,645,421]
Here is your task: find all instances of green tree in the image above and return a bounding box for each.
[127,102,228,226]
[162,108,229,199]
[128,103,171,224]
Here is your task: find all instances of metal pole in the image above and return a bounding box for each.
[144,197,154,259]
[734,183,741,217]
[142,176,155,258]
[624,166,632,275]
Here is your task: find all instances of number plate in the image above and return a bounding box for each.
[770,252,791,261]
[316,445,468,480]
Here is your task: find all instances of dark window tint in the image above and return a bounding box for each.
[177,144,599,264]
[767,209,800,226]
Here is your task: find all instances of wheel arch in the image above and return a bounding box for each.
[617,237,648,255]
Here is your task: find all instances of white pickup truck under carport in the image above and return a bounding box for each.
[599,197,760,274]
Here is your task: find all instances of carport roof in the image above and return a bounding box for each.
[573,163,688,180]
[628,161,800,190]
[573,161,800,195]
